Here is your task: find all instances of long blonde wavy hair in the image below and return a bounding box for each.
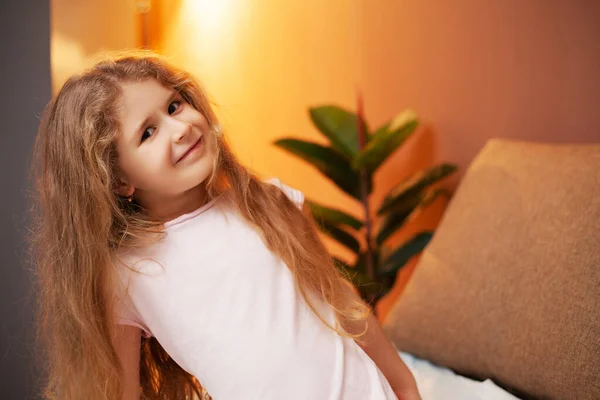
[29,51,369,399]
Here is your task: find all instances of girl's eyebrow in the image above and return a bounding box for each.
[130,91,178,144]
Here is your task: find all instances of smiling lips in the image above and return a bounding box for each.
[177,136,203,163]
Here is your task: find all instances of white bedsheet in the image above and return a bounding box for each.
[398,352,521,400]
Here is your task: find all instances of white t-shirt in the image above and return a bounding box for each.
[114,178,397,400]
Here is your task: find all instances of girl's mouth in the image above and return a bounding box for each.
[178,136,204,163]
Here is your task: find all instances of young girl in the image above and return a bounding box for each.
[30,52,421,400]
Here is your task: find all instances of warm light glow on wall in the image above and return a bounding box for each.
[167,0,248,71]
[179,0,233,32]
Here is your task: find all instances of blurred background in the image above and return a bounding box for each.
[2,0,599,397]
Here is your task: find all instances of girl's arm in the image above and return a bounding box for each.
[345,304,421,400]
[111,324,142,400]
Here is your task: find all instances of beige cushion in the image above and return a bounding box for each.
[383,139,600,400]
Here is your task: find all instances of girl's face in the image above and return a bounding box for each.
[114,79,216,220]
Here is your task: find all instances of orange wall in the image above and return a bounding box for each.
[359,0,600,173]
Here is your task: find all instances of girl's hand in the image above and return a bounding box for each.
[394,387,422,400]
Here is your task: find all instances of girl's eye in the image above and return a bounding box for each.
[168,100,181,115]
[141,126,156,142]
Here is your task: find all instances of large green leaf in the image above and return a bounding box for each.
[315,220,361,254]
[375,188,450,245]
[378,232,433,278]
[309,106,367,159]
[420,187,451,208]
[307,200,363,231]
[375,196,421,245]
[378,163,457,215]
[352,109,419,172]
[273,138,361,199]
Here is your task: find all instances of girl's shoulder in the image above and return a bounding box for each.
[265,177,304,209]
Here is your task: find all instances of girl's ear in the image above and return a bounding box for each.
[113,177,135,198]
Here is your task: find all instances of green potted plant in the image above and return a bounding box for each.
[274,98,457,309]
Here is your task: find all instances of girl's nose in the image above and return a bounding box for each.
[171,119,193,143]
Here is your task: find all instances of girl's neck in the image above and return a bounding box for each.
[138,184,209,223]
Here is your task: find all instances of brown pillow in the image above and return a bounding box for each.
[383,139,600,400]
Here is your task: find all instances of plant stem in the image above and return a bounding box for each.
[356,90,375,283]
[360,168,374,281]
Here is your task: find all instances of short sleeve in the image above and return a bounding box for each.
[113,279,152,338]
[266,177,305,209]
